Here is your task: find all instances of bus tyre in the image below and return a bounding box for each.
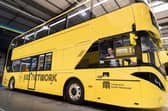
[65,80,84,104]
[9,78,15,90]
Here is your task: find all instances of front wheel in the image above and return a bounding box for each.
[65,80,84,104]
[8,78,15,90]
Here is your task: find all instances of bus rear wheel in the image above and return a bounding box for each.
[65,79,84,104]
[9,78,15,90]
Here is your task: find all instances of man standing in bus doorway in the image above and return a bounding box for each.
[106,47,120,66]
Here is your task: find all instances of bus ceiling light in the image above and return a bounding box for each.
[159,26,162,30]
[152,3,168,13]
[149,1,164,7]
[42,26,49,30]
[70,0,109,18]
[93,0,108,7]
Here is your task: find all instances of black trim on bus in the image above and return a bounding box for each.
[75,63,166,78]
[96,79,140,82]
[132,72,166,91]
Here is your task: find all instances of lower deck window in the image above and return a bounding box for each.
[10,52,52,72]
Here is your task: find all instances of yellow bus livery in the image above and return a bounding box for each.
[2,0,168,109]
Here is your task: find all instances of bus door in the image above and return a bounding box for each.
[28,57,38,90]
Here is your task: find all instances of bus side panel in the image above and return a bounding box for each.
[138,67,167,108]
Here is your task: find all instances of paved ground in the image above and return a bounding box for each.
[0,88,167,111]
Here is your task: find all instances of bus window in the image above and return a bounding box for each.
[36,26,49,40]
[14,37,25,47]
[99,34,136,67]
[92,0,119,17]
[44,53,52,70]
[12,60,21,72]
[6,49,13,72]
[38,54,45,71]
[140,32,159,65]
[24,32,35,44]
[21,58,31,72]
[68,2,91,28]
[76,42,99,68]
[30,57,38,71]
[49,16,66,35]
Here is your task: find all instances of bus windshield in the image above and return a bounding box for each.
[139,32,167,75]
[77,31,166,76]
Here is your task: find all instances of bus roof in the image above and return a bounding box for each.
[14,0,146,40]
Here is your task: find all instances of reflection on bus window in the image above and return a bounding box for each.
[76,42,99,68]
[21,58,31,72]
[36,26,49,40]
[30,57,38,71]
[140,33,156,65]
[38,55,45,71]
[24,33,35,44]
[12,60,21,72]
[68,2,91,28]
[14,37,25,47]
[49,16,66,35]
[99,34,136,67]
[44,53,52,70]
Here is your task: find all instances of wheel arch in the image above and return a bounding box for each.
[8,76,15,88]
[63,77,84,99]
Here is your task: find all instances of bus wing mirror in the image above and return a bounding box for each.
[130,33,138,46]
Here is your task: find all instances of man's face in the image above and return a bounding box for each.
[107,48,113,55]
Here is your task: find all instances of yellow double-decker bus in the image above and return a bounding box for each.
[2,0,168,109]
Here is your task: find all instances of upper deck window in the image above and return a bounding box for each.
[24,32,35,44]
[13,37,25,47]
[36,26,49,40]
[67,2,91,27]
[12,0,138,47]
[49,15,66,34]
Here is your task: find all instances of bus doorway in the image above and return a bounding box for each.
[27,57,38,90]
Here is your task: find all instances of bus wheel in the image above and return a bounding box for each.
[65,79,84,104]
[9,78,15,90]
